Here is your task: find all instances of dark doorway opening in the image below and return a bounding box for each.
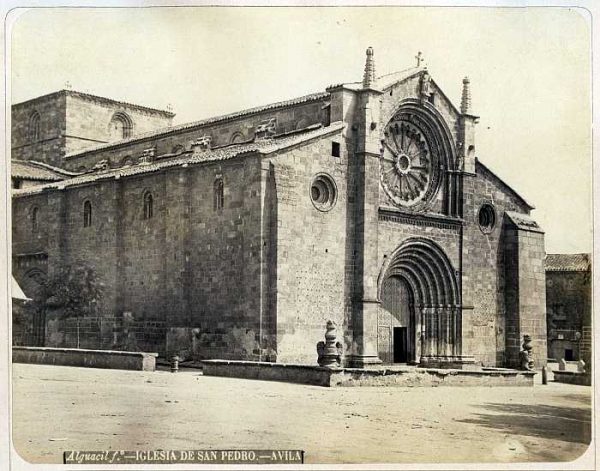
[393,327,408,363]
[565,349,574,361]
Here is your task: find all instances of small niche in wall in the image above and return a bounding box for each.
[331,141,340,158]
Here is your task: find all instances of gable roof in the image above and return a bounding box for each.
[327,66,423,91]
[13,89,175,117]
[13,122,345,197]
[475,159,534,211]
[545,253,591,272]
[11,160,81,181]
[65,91,330,159]
[504,211,544,233]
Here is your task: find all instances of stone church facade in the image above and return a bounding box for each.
[11,49,547,368]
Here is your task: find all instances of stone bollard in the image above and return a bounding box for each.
[541,366,548,385]
[317,320,342,368]
[519,334,534,370]
[577,359,586,373]
[170,355,179,373]
[558,358,566,371]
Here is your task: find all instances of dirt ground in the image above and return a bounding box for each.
[10,363,593,465]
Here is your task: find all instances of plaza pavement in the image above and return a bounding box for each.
[10,363,592,465]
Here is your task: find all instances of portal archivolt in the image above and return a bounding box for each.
[378,237,462,364]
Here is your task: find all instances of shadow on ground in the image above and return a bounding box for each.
[457,402,591,444]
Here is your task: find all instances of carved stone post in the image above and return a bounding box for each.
[519,334,534,370]
[317,320,342,368]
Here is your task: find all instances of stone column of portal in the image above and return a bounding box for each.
[348,47,383,368]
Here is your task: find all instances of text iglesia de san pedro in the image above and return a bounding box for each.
[11,48,547,369]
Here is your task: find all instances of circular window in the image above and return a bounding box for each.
[310,174,337,211]
[478,204,496,233]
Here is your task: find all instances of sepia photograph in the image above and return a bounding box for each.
[2,3,595,469]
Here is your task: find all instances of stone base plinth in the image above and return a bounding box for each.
[553,370,591,386]
[12,346,158,371]
[201,360,536,387]
[347,354,383,368]
[418,355,479,370]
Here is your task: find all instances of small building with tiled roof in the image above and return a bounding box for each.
[11,160,81,189]
[545,253,592,363]
[545,253,591,272]
[11,48,547,369]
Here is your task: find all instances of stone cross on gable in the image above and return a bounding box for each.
[415,51,423,67]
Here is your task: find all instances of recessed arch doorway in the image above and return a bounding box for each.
[379,275,416,363]
[378,237,462,366]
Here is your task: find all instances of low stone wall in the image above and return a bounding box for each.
[553,370,591,386]
[201,360,536,387]
[201,360,333,386]
[12,346,158,371]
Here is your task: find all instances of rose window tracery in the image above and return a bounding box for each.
[380,117,438,208]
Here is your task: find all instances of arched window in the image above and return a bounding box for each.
[31,206,39,232]
[83,200,92,228]
[230,132,245,144]
[108,112,133,141]
[143,191,153,219]
[214,178,224,211]
[29,112,41,142]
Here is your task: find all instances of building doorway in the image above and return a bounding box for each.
[379,275,414,364]
[393,327,408,363]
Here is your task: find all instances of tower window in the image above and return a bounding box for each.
[143,191,154,219]
[108,112,133,140]
[214,178,224,211]
[83,200,92,228]
[331,141,340,158]
[31,206,39,232]
[29,111,41,142]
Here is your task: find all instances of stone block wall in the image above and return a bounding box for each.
[461,162,534,367]
[184,157,263,360]
[12,154,264,358]
[62,99,329,171]
[64,93,173,154]
[269,132,350,364]
[12,93,67,167]
[12,91,173,168]
[504,225,547,368]
[546,270,591,361]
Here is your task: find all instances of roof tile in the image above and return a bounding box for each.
[545,253,590,272]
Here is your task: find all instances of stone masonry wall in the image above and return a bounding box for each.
[12,93,67,167]
[64,93,173,155]
[546,270,591,361]
[461,163,532,366]
[12,155,263,357]
[62,100,329,171]
[504,226,547,368]
[269,132,349,364]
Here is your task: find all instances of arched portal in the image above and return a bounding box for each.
[378,237,462,366]
[379,275,415,363]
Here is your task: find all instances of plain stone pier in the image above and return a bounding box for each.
[201,360,536,387]
[12,346,158,371]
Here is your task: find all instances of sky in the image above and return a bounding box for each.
[8,6,592,254]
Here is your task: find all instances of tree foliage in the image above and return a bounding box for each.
[42,263,105,319]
